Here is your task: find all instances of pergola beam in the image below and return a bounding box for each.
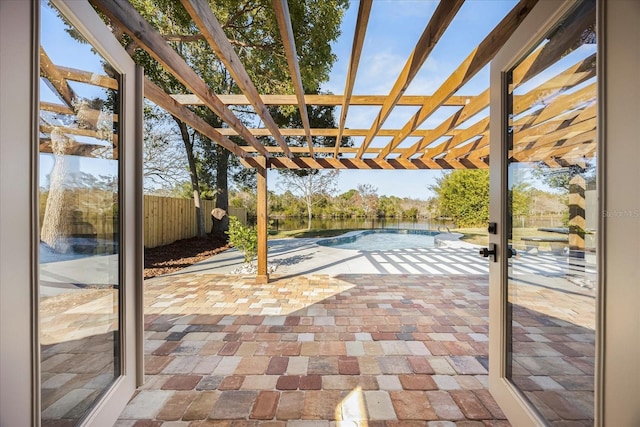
[355,0,464,158]
[39,137,105,157]
[241,156,487,170]
[40,102,74,116]
[56,65,119,90]
[172,93,474,107]
[239,145,453,156]
[334,0,372,158]
[214,127,460,138]
[180,0,293,158]
[43,64,478,109]
[90,0,271,157]
[272,0,314,156]
[40,123,105,140]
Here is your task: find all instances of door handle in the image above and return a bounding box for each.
[479,243,497,262]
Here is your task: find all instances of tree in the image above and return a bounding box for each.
[356,184,379,218]
[510,182,532,218]
[230,189,257,219]
[278,170,340,228]
[378,195,402,218]
[105,0,348,238]
[531,162,596,193]
[142,103,189,193]
[404,207,419,219]
[333,189,360,218]
[430,170,490,227]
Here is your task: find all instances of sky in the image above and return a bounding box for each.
[268,0,519,200]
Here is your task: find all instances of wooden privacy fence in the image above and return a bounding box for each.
[144,195,247,248]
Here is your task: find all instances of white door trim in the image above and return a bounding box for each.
[488,1,588,426]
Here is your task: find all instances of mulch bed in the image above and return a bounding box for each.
[144,236,230,279]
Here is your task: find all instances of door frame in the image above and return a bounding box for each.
[1,0,142,423]
[46,1,144,425]
[488,1,599,425]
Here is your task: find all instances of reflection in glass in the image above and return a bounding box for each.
[505,0,596,424]
[39,1,120,424]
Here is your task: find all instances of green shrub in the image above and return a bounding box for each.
[225,216,258,264]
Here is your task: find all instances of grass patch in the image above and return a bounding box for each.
[452,227,489,246]
[268,228,364,239]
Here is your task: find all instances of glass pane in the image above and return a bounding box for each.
[505,0,596,424]
[39,1,121,424]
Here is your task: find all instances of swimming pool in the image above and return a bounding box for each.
[317,229,438,251]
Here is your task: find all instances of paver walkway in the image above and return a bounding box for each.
[116,273,510,426]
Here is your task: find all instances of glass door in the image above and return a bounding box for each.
[489,1,598,425]
[37,1,142,425]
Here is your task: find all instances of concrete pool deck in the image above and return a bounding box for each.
[179,232,488,278]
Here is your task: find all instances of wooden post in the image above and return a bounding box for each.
[568,174,586,261]
[256,156,269,284]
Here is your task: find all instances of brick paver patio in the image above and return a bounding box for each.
[39,247,595,425]
[115,273,510,426]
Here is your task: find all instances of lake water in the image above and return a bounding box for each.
[269,217,453,232]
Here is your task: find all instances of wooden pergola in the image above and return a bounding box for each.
[39,0,597,283]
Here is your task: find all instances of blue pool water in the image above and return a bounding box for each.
[317,230,438,251]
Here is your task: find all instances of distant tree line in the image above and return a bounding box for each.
[223,182,425,228]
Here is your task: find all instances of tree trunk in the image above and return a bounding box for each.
[212,146,230,241]
[306,197,313,229]
[175,118,205,237]
[41,129,75,252]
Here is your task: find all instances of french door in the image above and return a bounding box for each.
[37,1,142,425]
[488,1,599,425]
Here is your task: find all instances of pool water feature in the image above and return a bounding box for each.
[317,229,439,251]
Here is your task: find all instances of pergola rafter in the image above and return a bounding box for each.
[73,0,594,171]
[377,0,539,160]
[334,0,372,158]
[90,0,272,158]
[417,51,597,162]
[39,46,119,157]
[272,0,315,157]
[357,0,464,158]
[180,0,293,158]
[399,89,490,160]
[355,0,465,159]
